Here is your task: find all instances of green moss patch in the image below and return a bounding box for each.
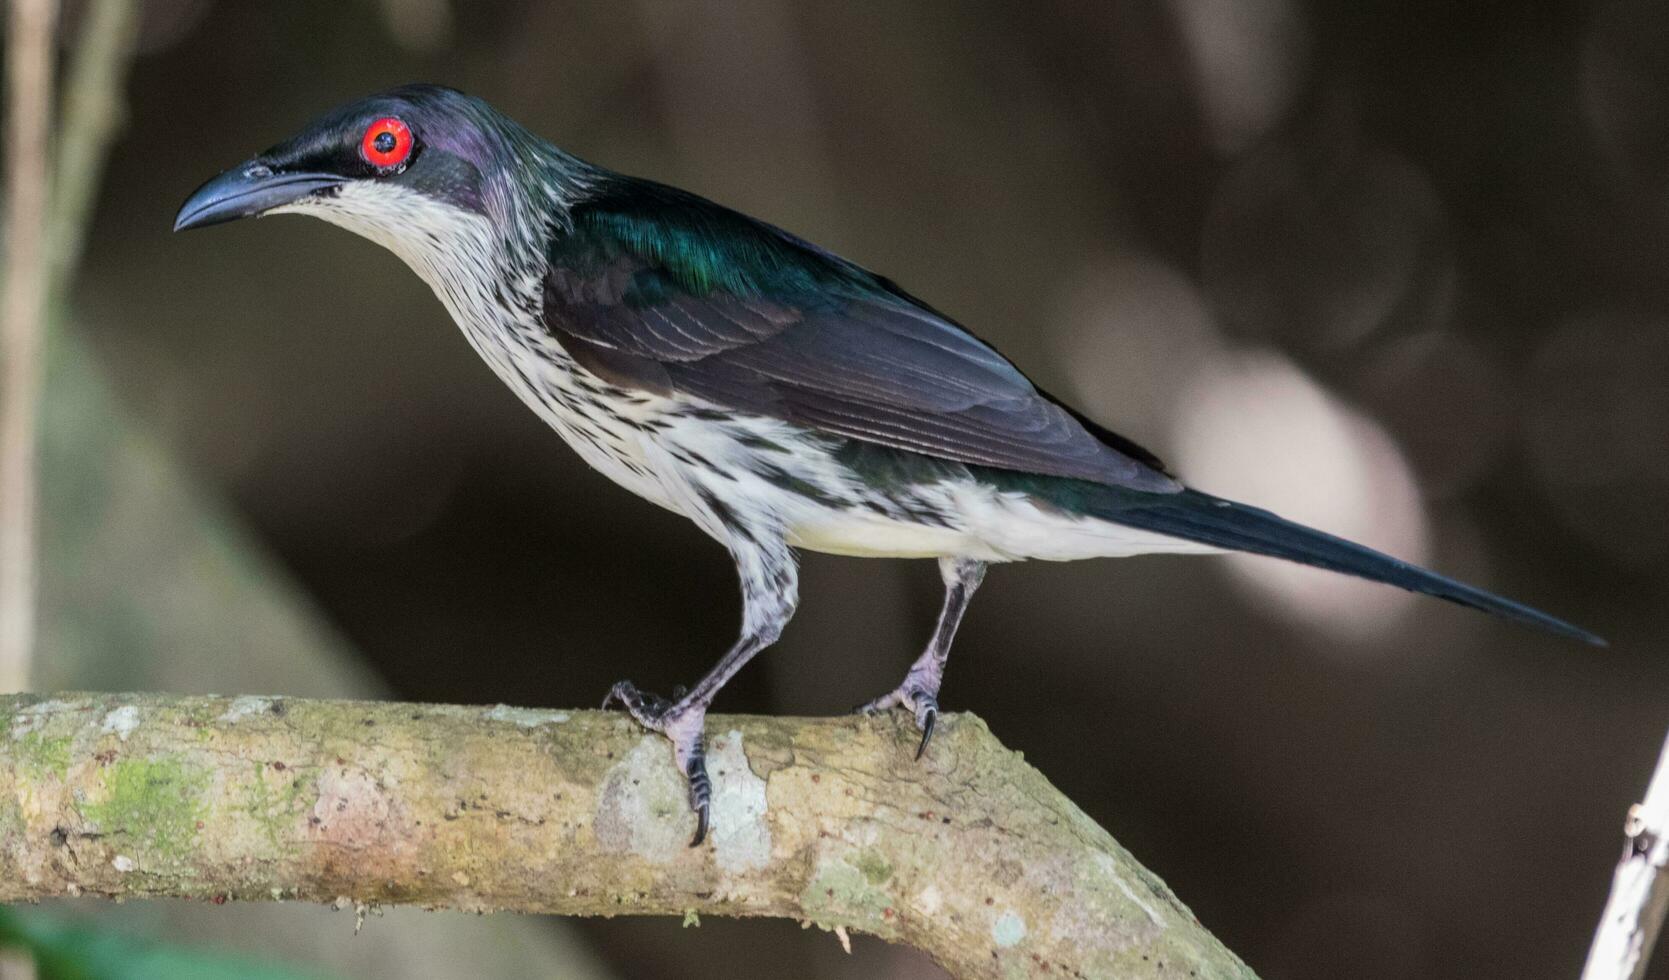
[83,756,208,868]
[800,854,898,930]
[15,732,72,778]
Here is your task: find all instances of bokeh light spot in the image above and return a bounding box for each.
[1171,349,1431,645]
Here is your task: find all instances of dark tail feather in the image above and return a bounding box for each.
[1098,488,1605,646]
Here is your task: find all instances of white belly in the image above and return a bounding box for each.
[786,514,986,558]
[784,482,1222,562]
[458,320,1217,564]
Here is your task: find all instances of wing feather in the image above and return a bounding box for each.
[541,178,1178,492]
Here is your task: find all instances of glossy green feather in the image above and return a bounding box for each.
[565,176,885,306]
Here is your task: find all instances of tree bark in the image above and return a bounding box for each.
[1582,725,1669,980]
[0,692,1255,979]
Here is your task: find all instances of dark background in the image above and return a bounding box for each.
[58,1,1669,977]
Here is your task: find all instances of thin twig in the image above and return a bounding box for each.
[0,0,140,699]
[46,0,142,296]
[0,0,61,693]
[1582,726,1669,980]
[0,693,1258,980]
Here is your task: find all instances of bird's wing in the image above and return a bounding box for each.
[541,177,1178,492]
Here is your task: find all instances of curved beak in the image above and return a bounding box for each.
[173,163,346,232]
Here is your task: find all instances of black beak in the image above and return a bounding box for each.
[173,162,346,232]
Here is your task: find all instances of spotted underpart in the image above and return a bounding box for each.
[290,178,1220,572]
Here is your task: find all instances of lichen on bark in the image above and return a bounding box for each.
[0,692,1257,980]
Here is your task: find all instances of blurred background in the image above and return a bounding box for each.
[10,0,1668,977]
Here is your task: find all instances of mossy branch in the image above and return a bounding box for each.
[0,693,1254,980]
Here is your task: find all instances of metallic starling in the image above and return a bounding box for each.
[175,85,1602,846]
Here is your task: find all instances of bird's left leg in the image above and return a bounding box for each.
[859,556,987,758]
[603,533,798,847]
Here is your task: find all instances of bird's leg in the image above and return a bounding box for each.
[859,557,987,759]
[604,535,798,847]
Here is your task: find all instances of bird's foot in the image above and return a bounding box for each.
[602,680,711,847]
[857,675,942,760]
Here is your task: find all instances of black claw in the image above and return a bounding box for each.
[690,801,710,848]
[915,705,938,760]
[601,680,633,711]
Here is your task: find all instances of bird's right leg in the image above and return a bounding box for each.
[860,556,987,758]
[603,533,798,847]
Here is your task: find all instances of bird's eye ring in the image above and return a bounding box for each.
[361,117,413,172]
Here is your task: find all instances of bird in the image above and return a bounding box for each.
[174,84,1602,846]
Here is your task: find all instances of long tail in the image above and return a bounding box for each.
[1092,487,1604,646]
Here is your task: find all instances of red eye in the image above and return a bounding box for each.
[360,116,413,170]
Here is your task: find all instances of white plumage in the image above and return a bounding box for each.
[288,181,1213,567]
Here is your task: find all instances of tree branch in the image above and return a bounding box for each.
[1582,724,1669,980]
[0,692,1254,980]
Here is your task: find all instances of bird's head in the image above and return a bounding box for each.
[174,84,584,276]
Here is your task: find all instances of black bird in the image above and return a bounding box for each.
[175,85,1601,846]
